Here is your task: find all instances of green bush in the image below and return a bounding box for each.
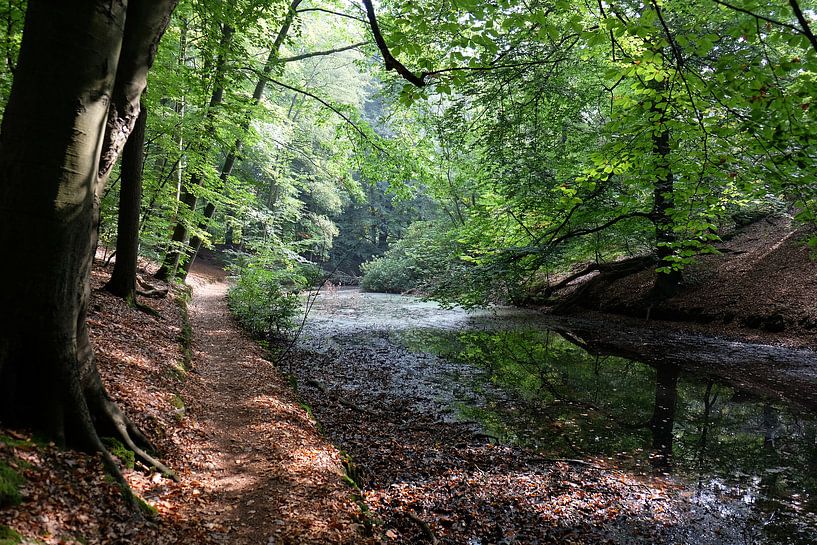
[0,461,24,507]
[227,249,317,339]
[360,222,457,294]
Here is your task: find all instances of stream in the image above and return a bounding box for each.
[293,288,817,545]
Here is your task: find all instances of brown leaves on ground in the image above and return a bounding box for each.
[0,258,371,544]
[290,345,759,545]
[555,217,817,348]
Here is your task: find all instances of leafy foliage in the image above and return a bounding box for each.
[227,248,318,338]
[360,221,459,294]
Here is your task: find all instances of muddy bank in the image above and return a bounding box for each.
[545,218,817,349]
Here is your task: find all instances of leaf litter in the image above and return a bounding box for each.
[0,258,373,544]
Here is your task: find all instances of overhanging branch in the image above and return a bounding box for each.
[279,41,368,63]
[361,0,426,87]
[296,7,369,25]
[266,77,386,152]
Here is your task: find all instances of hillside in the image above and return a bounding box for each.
[549,217,817,348]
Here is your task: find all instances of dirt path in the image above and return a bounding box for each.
[182,261,370,545]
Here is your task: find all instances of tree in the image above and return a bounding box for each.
[105,102,148,301]
[0,0,178,495]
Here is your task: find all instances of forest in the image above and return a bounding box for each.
[0,0,816,544]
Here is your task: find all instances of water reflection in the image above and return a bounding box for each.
[395,328,817,543]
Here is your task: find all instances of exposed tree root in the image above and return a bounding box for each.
[137,275,169,298]
[95,394,178,481]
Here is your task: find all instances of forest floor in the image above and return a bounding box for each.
[3,220,815,544]
[548,215,817,349]
[0,256,372,545]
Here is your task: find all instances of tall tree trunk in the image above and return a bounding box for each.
[105,102,147,300]
[650,98,682,298]
[0,0,177,493]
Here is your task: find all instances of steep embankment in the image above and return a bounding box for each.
[0,259,370,544]
[550,217,817,348]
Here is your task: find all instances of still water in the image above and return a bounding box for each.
[299,288,817,544]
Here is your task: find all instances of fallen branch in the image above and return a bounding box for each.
[305,379,379,416]
[528,456,603,470]
[405,511,439,545]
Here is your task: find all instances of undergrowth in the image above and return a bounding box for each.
[0,461,24,507]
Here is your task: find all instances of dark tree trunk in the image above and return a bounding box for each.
[648,364,680,470]
[650,91,682,298]
[0,0,177,491]
[0,0,127,447]
[154,183,197,280]
[105,102,147,300]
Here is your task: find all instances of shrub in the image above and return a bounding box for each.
[360,222,457,294]
[227,249,317,339]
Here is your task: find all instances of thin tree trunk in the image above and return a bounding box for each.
[155,23,233,281]
[105,102,147,300]
[176,0,303,277]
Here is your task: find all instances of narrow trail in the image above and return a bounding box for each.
[181,260,369,545]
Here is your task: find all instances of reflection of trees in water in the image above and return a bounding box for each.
[450,329,817,481]
[417,326,817,542]
[648,364,680,471]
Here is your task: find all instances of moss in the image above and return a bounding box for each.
[101,437,135,470]
[297,402,314,420]
[136,496,158,518]
[167,362,187,381]
[170,394,185,421]
[0,525,22,545]
[0,435,30,449]
[338,450,362,490]
[0,461,24,507]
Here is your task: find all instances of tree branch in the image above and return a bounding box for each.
[296,7,369,25]
[712,0,802,34]
[361,0,426,87]
[266,77,385,152]
[788,0,817,54]
[279,41,368,63]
